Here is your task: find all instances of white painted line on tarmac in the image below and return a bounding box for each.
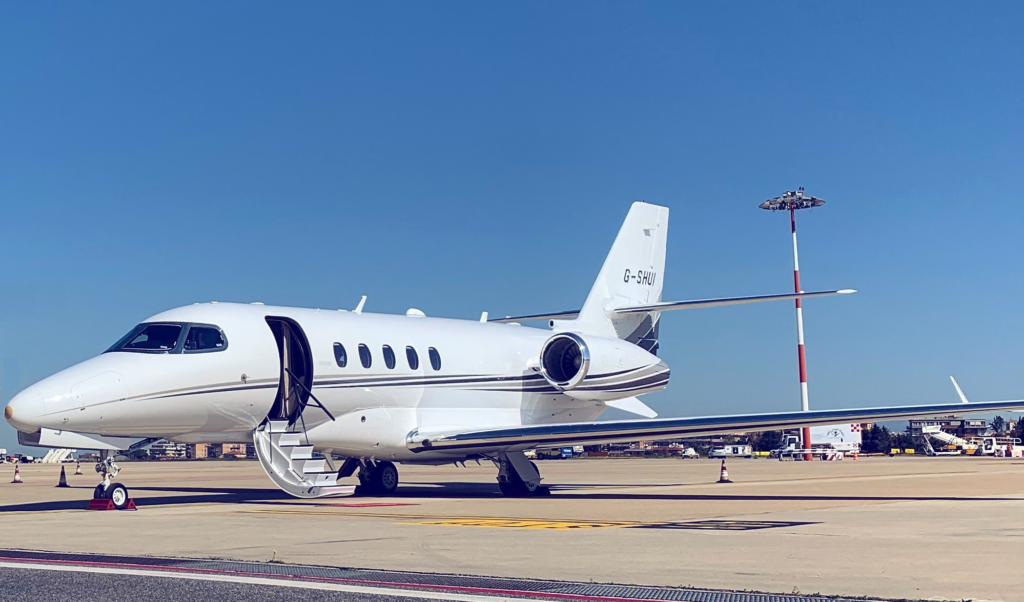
[0,561,520,602]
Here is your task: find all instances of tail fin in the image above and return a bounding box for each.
[571,202,669,353]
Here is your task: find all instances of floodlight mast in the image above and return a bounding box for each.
[759,188,825,461]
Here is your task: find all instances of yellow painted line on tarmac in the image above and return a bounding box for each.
[240,509,816,531]
[242,508,643,527]
[397,517,634,530]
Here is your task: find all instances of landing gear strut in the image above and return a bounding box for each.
[496,451,549,497]
[93,451,131,510]
[357,460,399,496]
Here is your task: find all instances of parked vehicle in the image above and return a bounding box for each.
[710,445,752,459]
[534,448,564,460]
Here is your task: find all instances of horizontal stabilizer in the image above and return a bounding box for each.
[604,397,658,418]
[614,289,856,314]
[490,289,855,323]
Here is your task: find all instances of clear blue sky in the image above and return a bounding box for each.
[2,2,1023,453]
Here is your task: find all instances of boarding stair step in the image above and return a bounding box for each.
[290,445,314,460]
[311,473,339,486]
[302,459,327,473]
[274,432,303,447]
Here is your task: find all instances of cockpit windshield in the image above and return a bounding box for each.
[106,322,228,354]
[108,323,183,353]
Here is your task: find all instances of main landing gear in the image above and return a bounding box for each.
[93,453,131,510]
[356,460,399,496]
[497,451,549,497]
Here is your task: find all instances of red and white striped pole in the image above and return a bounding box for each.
[790,208,813,461]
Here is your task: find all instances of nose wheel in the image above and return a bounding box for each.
[92,451,131,509]
[94,482,130,510]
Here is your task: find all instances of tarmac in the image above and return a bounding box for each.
[1,456,1023,601]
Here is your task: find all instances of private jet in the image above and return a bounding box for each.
[7,202,1024,507]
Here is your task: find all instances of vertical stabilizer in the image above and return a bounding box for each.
[568,202,668,354]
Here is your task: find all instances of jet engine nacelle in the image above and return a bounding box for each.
[538,332,668,401]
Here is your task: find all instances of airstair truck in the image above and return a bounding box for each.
[920,425,974,455]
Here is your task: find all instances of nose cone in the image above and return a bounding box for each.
[5,389,44,433]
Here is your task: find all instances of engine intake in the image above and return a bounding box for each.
[540,333,590,390]
[537,332,669,401]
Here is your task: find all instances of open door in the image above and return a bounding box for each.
[265,317,313,424]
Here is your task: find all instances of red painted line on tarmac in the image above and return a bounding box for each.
[320,502,419,507]
[0,556,672,602]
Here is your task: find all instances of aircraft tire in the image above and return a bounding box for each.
[372,462,399,495]
[93,484,106,499]
[498,479,523,497]
[498,464,544,497]
[107,483,129,510]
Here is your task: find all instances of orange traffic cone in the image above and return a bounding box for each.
[74,460,83,475]
[56,465,69,488]
[11,464,23,484]
[718,459,732,484]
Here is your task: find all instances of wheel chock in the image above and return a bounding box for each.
[86,498,137,511]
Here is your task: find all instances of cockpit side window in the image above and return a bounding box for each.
[183,325,228,353]
[107,323,184,354]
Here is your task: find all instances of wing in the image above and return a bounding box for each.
[489,289,854,323]
[407,398,1024,453]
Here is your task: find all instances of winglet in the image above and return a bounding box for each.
[950,376,970,404]
[354,295,367,314]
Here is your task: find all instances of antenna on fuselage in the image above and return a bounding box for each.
[354,296,367,314]
[479,311,488,323]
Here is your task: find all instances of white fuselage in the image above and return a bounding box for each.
[6,302,669,463]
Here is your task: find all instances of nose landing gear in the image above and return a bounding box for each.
[93,453,131,510]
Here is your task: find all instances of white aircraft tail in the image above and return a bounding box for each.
[571,202,669,354]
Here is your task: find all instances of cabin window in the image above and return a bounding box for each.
[183,325,227,353]
[333,343,347,367]
[406,346,419,370]
[358,344,372,368]
[107,323,184,354]
[382,345,396,369]
[428,347,441,371]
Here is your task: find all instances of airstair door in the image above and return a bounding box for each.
[265,317,313,425]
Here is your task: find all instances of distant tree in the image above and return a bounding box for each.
[1013,419,1024,442]
[992,415,1006,435]
[891,432,914,451]
[861,425,893,454]
[752,431,784,452]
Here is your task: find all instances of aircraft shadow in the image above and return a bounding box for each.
[3,482,1020,513]
[394,482,1024,502]
[0,487,293,513]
